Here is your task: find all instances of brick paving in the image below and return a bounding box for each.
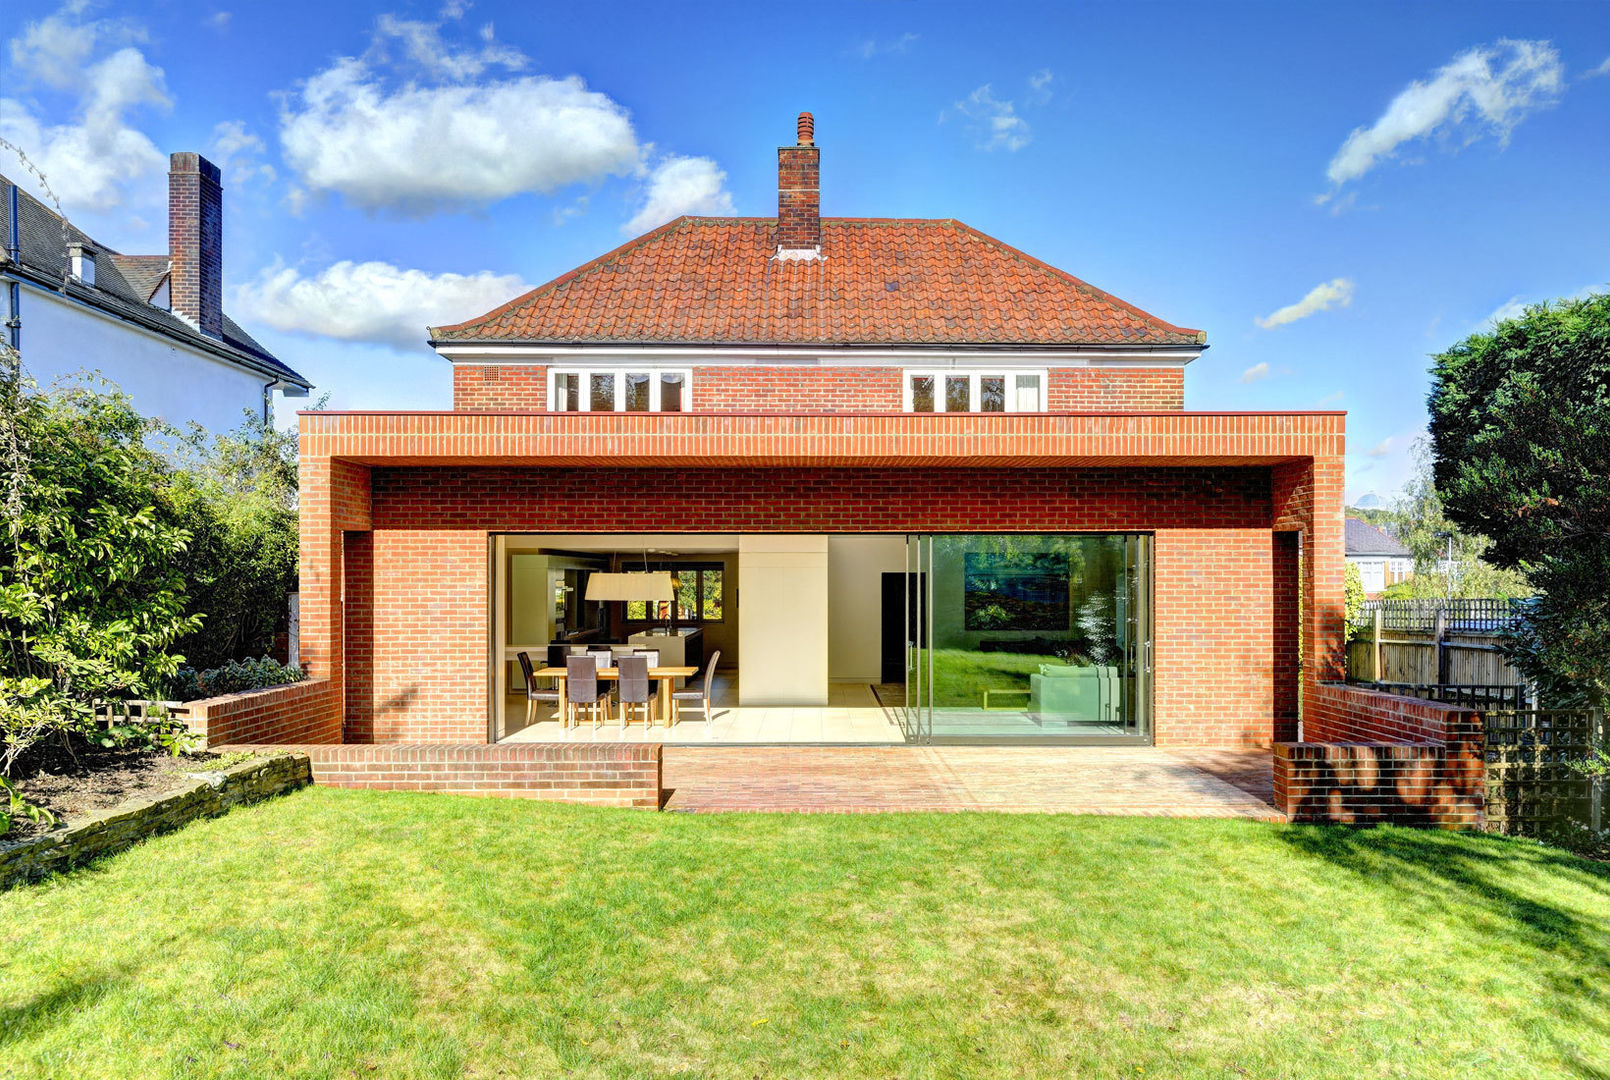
[661,746,1280,818]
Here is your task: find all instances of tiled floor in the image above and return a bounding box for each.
[661,746,1280,818]
[500,677,906,745]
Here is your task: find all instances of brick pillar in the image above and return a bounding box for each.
[168,152,223,338]
[297,450,372,742]
[777,112,821,251]
[1273,455,1347,721]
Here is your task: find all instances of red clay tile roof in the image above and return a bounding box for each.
[431,217,1204,348]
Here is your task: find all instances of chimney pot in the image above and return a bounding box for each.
[777,112,821,252]
[169,151,224,338]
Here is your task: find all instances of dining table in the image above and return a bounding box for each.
[534,665,697,727]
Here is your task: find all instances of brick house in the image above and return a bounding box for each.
[208,114,1479,824]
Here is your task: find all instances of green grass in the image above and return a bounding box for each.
[921,647,1063,706]
[4,789,1609,1079]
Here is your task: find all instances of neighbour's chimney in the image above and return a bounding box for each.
[169,152,223,338]
[776,111,821,252]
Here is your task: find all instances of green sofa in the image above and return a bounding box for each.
[1028,664,1120,727]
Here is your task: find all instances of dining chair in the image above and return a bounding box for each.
[671,650,721,733]
[615,654,654,734]
[565,654,610,731]
[634,649,659,669]
[515,651,560,729]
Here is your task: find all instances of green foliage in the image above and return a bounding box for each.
[0,379,200,775]
[167,411,300,670]
[1429,293,1610,702]
[167,655,305,702]
[0,774,57,835]
[1343,562,1365,633]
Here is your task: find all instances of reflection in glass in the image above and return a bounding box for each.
[624,372,651,411]
[661,372,685,412]
[1015,374,1041,411]
[554,373,581,411]
[590,373,615,411]
[911,375,935,412]
[981,376,1005,412]
[945,376,970,412]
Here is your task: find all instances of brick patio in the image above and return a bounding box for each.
[661,746,1280,817]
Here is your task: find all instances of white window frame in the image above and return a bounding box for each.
[901,369,1048,413]
[548,368,693,412]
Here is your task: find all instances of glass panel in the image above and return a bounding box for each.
[553,373,580,411]
[624,372,651,411]
[660,372,685,412]
[626,600,647,620]
[701,569,723,621]
[910,375,935,413]
[945,376,970,412]
[590,372,615,412]
[980,376,1006,412]
[1015,374,1041,412]
[675,572,698,621]
[906,534,1148,741]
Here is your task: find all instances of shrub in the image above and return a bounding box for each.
[167,656,305,702]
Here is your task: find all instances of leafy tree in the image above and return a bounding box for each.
[1428,292,1610,703]
[1343,562,1365,634]
[0,378,200,773]
[167,411,300,671]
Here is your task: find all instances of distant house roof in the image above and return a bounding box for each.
[1346,517,1412,557]
[431,217,1207,349]
[0,175,309,389]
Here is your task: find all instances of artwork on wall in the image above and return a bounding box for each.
[963,552,1070,631]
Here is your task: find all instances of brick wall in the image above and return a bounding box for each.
[215,743,662,808]
[449,364,1183,413]
[1273,683,1485,828]
[185,679,341,747]
[454,364,547,410]
[1048,368,1184,410]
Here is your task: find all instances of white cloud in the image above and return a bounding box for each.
[624,155,733,234]
[1255,277,1355,330]
[1366,437,1395,458]
[950,84,1031,151]
[205,11,232,32]
[235,259,529,351]
[1324,39,1563,190]
[1239,362,1270,384]
[278,19,639,214]
[0,31,171,215]
[1484,283,1605,326]
[1317,391,1345,406]
[1585,56,1610,79]
[1027,68,1054,105]
[7,8,145,90]
[852,32,917,60]
[209,119,275,187]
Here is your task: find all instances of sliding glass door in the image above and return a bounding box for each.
[902,533,1151,744]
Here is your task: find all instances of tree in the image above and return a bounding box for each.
[1428,293,1610,702]
[167,411,300,670]
[0,379,200,772]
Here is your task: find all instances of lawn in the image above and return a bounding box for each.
[3,789,1608,1079]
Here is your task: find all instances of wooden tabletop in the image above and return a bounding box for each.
[535,666,696,679]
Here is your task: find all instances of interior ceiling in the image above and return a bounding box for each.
[503,533,741,554]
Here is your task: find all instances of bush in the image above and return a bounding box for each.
[167,656,305,702]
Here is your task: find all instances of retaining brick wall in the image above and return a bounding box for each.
[1273,684,1485,828]
[185,679,341,748]
[216,742,663,808]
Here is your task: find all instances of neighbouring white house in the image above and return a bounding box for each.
[1,152,309,430]
[1346,517,1414,594]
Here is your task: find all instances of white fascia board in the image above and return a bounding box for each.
[433,342,1203,367]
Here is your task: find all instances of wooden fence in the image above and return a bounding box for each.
[1485,707,1604,841]
[1347,606,1525,687]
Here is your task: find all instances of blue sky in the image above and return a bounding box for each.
[4,1,1607,501]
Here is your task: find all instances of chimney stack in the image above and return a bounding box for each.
[169,152,223,338]
[776,112,820,252]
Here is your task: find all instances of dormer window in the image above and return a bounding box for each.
[68,243,96,287]
[904,370,1045,412]
[550,368,690,412]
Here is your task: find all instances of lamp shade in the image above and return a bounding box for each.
[584,572,675,602]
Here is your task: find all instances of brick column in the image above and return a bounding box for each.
[297,448,372,742]
[1273,455,1346,722]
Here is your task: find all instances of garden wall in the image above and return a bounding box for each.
[1,754,310,889]
[211,742,663,808]
[184,678,341,747]
[1274,684,1484,828]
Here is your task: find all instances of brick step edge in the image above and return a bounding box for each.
[0,753,312,890]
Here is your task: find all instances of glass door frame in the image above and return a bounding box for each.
[903,532,1154,746]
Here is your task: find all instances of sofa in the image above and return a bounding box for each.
[1028,664,1121,727]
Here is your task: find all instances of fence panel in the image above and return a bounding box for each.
[1485,708,1603,841]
